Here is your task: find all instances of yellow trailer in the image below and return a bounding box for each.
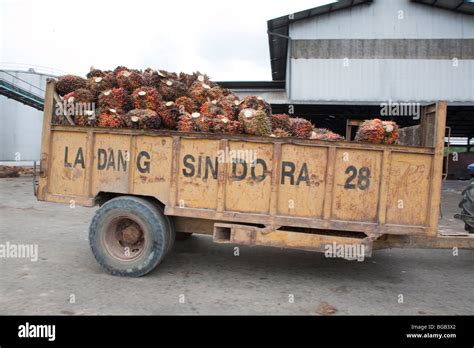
[36,79,474,276]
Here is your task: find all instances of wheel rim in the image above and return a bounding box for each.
[102,215,148,262]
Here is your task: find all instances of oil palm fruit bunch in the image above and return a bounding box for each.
[212,115,229,133]
[177,112,201,132]
[180,71,216,89]
[207,86,225,101]
[62,88,75,103]
[132,87,162,110]
[87,74,115,96]
[212,115,243,134]
[116,70,144,93]
[189,81,212,105]
[238,108,272,136]
[123,109,146,129]
[192,71,213,85]
[56,75,87,96]
[200,100,233,120]
[239,96,272,118]
[175,96,197,114]
[289,118,313,138]
[207,86,233,101]
[156,101,180,130]
[142,68,165,88]
[178,72,195,89]
[98,88,131,113]
[224,94,239,104]
[158,69,178,81]
[310,128,344,141]
[355,119,385,144]
[271,114,291,131]
[226,120,244,135]
[382,121,399,144]
[63,88,94,105]
[75,110,97,127]
[223,94,241,119]
[113,66,128,75]
[271,128,291,138]
[97,108,124,128]
[143,112,163,129]
[123,109,161,130]
[221,87,233,97]
[158,79,188,101]
[194,113,213,133]
[86,67,107,79]
[61,89,95,126]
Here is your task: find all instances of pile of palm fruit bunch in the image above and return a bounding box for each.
[310,128,345,141]
[52,66,345,141]
[355,119,399,144]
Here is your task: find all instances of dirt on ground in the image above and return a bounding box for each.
[0,166,34,178]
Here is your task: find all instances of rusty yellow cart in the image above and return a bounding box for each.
[36,80,474,276]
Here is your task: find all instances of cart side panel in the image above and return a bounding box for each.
[49,130,88,197]
[331,148,383,222]
[224,141,274,214]
[91,134,131,194]
[177,138,220,209]
[277,144,328,218]
[133,135,173,202]
[386,153,432,226]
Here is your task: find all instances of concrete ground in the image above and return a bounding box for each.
[0,177,472,315]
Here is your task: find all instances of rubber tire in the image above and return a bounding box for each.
[150,202,176,256]
[89,196,172,277]
[459,180,474,233]
[175,232,193,241]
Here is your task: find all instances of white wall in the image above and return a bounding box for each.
[290,58,474,103]
[288,0,474,103]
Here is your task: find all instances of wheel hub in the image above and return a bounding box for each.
[103,216,147,261]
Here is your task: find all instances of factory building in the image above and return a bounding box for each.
[221,0,474,178]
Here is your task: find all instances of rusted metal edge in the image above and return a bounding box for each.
[213,223,374,256]
[166,136,181,213]
[374,234,474,250]
[377,149,392,225]
[216,139,228,216]
[166,206,427,235]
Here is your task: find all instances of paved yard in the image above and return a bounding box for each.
[0,177,472,315]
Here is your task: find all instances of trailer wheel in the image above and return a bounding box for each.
[89,196,173,277]
[459,180,474,233]
[176,232,193,241]
[151,203,176,256]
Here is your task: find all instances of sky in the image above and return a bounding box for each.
[0,0,332,80]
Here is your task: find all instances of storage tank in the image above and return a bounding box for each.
[0,67,59,161]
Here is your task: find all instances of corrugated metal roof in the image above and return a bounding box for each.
[411,0,474,15]
[267,0,474,81]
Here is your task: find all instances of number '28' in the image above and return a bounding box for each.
[344,166,371,190]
